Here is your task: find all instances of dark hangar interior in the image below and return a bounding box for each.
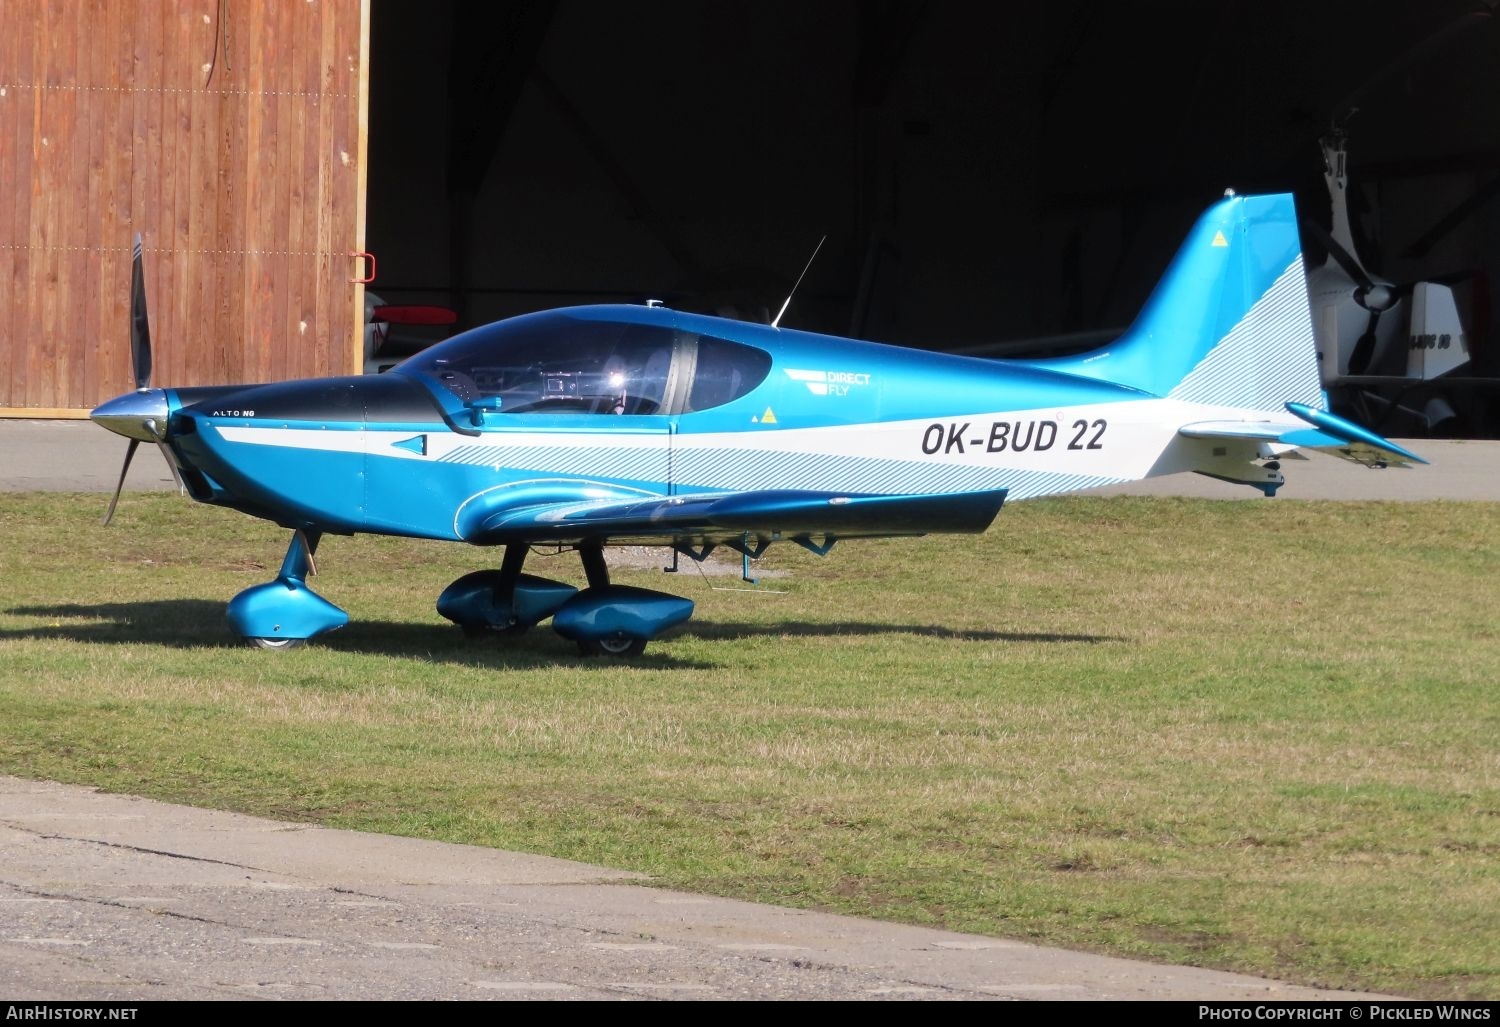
[365,1,1500,436]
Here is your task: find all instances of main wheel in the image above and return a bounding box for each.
[576,635,646,658]
[244,636,307,650]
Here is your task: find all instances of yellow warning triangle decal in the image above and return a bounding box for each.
[1211,230,1229,248]
[761,407,778,424]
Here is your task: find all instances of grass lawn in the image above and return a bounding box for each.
[1,491,1496,998]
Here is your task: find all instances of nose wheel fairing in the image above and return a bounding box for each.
[227,531,348,646]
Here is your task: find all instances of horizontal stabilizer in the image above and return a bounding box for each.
[1178,406,1426,468]
[1180,420,1309,443]
[1284,402,1427,466]
[468,488,1008,545]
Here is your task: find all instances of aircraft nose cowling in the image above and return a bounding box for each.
[165,373,454,532]
[176,373,444,427]
[90,389,171,441]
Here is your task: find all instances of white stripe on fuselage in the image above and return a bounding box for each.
[212,397,1271,501]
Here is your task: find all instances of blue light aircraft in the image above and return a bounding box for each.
[92,192,1424,655]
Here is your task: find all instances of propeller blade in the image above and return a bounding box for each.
[154,438,185,495]
[102,439,140,527]
[1348,309,1382,376]
[130,234,153,390]
[1305,218,1375,293]
[135,417,185,496]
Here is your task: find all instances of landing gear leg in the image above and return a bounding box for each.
[578,541,610,590]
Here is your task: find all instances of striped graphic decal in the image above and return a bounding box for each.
[1167,257,1325,413]
[438,443,669,485]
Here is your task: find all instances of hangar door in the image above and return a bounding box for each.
[0,0,370,416]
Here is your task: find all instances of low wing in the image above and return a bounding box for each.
[464,488,1008,546]
[1180,402,1427,468]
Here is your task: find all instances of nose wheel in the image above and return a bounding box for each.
[245,636,308,650]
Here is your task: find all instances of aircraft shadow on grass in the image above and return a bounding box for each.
[4,600,1120,668]
[681,620,1120,646]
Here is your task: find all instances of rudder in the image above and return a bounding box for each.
[1041,193,1327,415]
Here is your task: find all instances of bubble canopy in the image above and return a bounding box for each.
[393,307,772,416]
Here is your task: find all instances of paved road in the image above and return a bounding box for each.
[4,417,1489,1001]
[0,777,1392,1002]
[1,420,182,494]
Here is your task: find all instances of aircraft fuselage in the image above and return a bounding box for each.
[155,304,1186,546]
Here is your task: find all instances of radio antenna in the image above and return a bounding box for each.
[771,234,827,329]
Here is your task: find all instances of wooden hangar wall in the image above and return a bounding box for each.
[0,0,369,417]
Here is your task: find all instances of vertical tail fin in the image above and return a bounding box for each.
[1044,193,1327,415]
